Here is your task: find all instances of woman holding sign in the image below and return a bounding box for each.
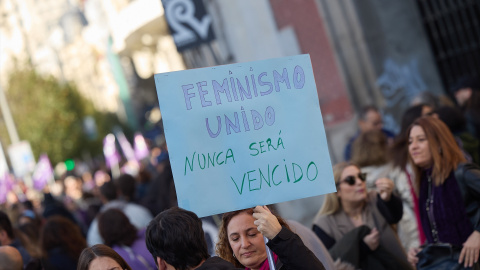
[216,206,326,270]
[312,163,412,270]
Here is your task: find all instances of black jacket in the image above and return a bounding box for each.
[268,227,326,270]
[454,163,480,232]
[196,256,243,270]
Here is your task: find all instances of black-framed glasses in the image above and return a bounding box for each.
[337,173,367,186]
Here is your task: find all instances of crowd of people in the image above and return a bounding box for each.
[0,76,479,270]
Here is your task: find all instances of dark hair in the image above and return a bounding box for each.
[98,209,137,247]
[40,216,86,261]
[77,244,132,270]
[116,174,136,201]
[359,105,379,121]
[100,181,117,201]
[215,208,290,267]
[451,75,480,94]
[434,106,466,134]
[145,207,209,270]
[451,76,480,112]
[0,211,14,239]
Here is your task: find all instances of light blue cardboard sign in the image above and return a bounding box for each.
[154,54,336,217]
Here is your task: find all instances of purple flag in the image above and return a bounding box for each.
[32,154,53,190]
[134,133,149,160]
[0,172,14,204]
[103,134,121,168]
[116,131,136,161]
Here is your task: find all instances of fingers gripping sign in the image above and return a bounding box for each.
[252,206,282,240]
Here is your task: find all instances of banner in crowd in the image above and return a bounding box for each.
[103,134,121,169]
[134,132,149,160]
[116,131,136,162]
[0,172,14,204]
[32,154,53,191]
[154,54,336,217]
[7,141,35,178]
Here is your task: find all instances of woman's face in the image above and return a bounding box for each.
[336,165,367,204]
[409,125,432,168]
[227,212,267,270]
[88,256,122,270]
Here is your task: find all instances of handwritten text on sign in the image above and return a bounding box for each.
[154,55,336,217]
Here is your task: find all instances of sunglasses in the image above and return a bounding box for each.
[337,173,367,186]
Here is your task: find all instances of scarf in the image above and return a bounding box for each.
[419,169,473,246]
[246,253,278,270]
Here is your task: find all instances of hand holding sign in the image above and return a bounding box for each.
[252,206,282,240]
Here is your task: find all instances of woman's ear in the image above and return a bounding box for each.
[156,257,166,270]
[336,188,342,199]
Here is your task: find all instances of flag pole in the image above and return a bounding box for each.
[263,237,276,270]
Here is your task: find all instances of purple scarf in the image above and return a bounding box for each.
[419,169,473,246]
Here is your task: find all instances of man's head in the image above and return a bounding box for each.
[451,76,480,106]
[0,211,14,246]
[0,246,23,270]
[116,174,136,202]
[145,207,209,270]
[358,105,383,133]
[99,181,117,203]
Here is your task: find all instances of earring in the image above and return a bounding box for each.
[233,252,236,258]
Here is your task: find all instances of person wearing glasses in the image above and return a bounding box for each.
[312,162,412,270]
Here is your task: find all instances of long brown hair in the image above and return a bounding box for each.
[40,216,86,261]
[215,208,290,267]
[407,116,466,187]
[98,209,137,247]
[77,244,132,270]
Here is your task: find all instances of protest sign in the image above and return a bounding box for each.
[8,141,35,178]
[154,54,336,217]
[32,154,53,191]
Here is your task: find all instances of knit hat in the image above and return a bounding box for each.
[451,76,480,94]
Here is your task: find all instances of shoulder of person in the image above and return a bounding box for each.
[313,211,343,233]
[455,163,480,181]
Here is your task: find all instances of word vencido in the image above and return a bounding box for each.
[230,159,319,195]
[231,131,318,195]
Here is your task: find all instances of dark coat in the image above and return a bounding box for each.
[196,256,243,270]
[268,226,326,270]
[454,163,480,233]
[313,192,412,270]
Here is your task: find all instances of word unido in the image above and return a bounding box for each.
[206,106,275,138]
[182,65,306,110]
[230,160,319,195]
[249,130,285,156]
[184,149,235,175]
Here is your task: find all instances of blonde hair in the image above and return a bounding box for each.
[407,116,466,187]
[319,162,358,215]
